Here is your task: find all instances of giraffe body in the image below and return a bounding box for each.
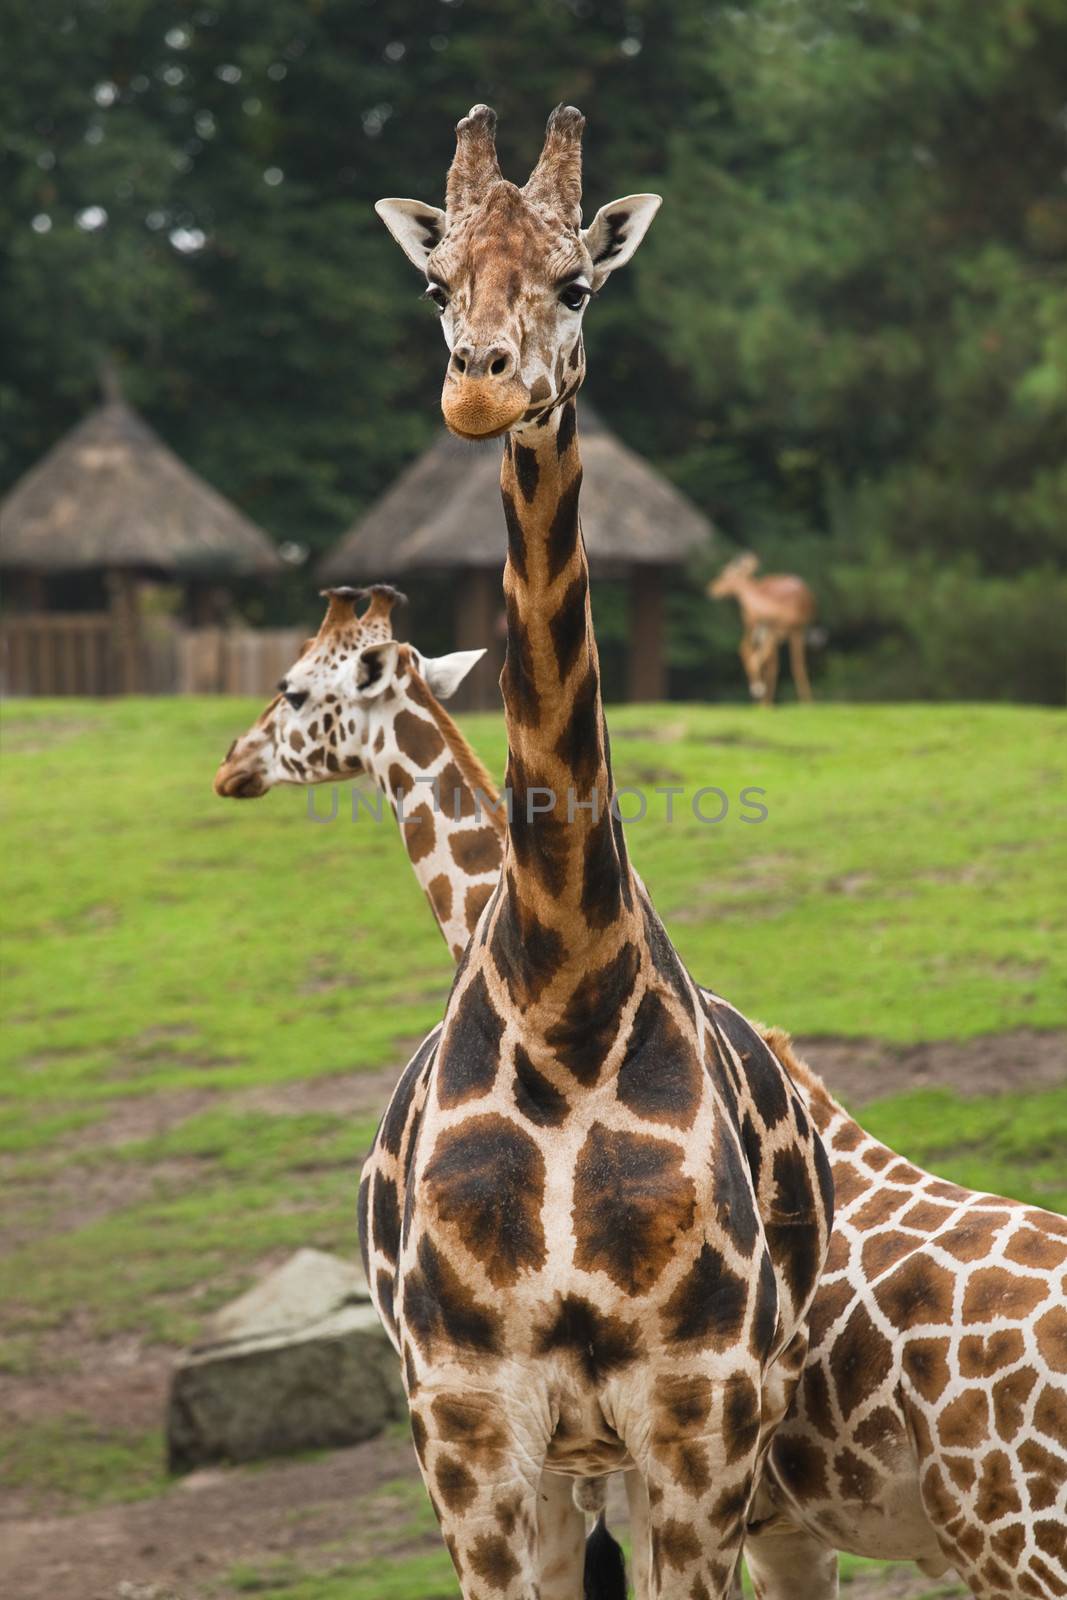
[358,410,832,1600]
[746,1033,1067,1600]
[219,98,1062,1599]
[364,105,833,1598]
[220,597,1067,1593]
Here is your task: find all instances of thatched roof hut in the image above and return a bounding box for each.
[0,388,280,695]
[0,398,280,578]
[319,406,713,701]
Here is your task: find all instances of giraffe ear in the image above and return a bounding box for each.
[420,649,486,702]
[355,640,402,698]
[581,194,661,289]
[374,199,447,270]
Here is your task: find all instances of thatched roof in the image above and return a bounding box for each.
[0,400,281,575]
[319,405,714,583]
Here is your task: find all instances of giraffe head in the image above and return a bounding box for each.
[213,584,485,798]
[707,552,761,600]
[375,104,661,439]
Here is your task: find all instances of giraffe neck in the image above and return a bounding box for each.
[497,402,641,967]
[367,675,504,961]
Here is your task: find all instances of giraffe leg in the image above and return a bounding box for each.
[744,1523,839,1599]
[788,629,813,702]
[410,1387,545,1599]
[638,1461,749,1599]
[617,1368,761,1599]
[625,1468,651,1597]
[905,1390,1035,1600]
[537,1469,587,1600]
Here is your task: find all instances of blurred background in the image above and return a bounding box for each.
[3,0,1066,703]
[1,8,1065,1600]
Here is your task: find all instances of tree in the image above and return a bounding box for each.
[2,0,1063,697]
[633,0,1067,699]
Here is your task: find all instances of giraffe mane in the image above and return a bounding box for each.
[757,1023,840,1133]
[403,650,506,836]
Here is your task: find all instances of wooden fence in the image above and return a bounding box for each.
[1,612,115,696]
[0,615,304,698]
[177,628,304,695]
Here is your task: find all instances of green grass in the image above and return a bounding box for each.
[2,696,1061,1082]
[860,1084,1067,1212]
[222,1542,965,1600]
[0,1413,166,1508]
[225,1550,460,1599]
[0,697,1064,1527]
[3,700,1062,1095]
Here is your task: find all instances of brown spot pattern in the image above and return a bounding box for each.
[962,1267,1048,1324]
[394,708,445,767]
[423,1114,546,1288]
[572,1125,696,1295]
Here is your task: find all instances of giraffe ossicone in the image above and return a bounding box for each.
[361,102,834,1600]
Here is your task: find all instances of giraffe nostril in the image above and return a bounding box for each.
[490,355,508,376]
[453,353,467,374]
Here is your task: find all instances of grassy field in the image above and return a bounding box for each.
[1,697,1064,1597]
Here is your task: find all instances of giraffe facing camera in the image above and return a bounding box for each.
[362,103,835,1600]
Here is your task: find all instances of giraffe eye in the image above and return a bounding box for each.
[280,687,307,711]
[424,282,449,312]
[559,283,591,311]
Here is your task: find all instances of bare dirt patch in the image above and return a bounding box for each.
[798,1028,1065,1107]
[64,1090,221,1150]
[230,1062,412,1121]
[0,1030,1057,1599]
[0,1325,176,1437]
[1,717,100,754]
[3,1157,206,1250]
[0,1434,419,1600]
[0,1430,964,1600]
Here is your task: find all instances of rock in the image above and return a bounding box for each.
[203,1247,370,1343]
[166,1249,403,1473]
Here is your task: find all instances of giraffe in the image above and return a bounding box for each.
[708,554,817,705]
[219,590,1066,1594]
[361,103,834,1600]
[742,1031,1067,1600]
[213,583,504,959]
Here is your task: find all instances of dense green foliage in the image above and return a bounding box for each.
[2,1,1065,698]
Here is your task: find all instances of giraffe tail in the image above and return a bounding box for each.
[583,1513,627,1600]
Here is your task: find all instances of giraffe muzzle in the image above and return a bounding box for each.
[213,764,267,799]
[441,371,530,440]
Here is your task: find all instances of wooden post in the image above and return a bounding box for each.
[23,572,47,611]
[627,565,666,702]
[453,567,502,711]
[106,569,142,695]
